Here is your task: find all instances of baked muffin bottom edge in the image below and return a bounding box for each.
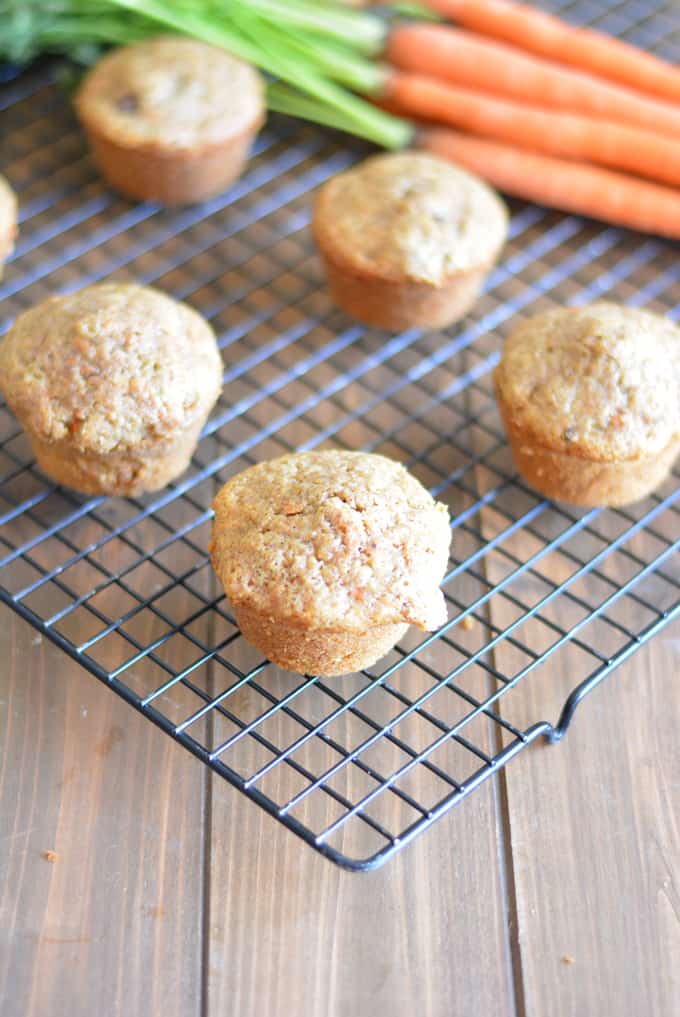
[316,243,492,331]
[30,418,207,496]
[234,602,410,677]
[80,116,263,205]
[499,405,680,507]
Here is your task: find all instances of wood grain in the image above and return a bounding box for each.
[0,611,206,1017]
[499,622,680,1017]
[206,770,515,1017]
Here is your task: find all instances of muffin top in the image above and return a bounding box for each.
[495,302,680,461]
[313,152,507,284]
[0,283,222,454]
[75,36,265,149]
[211,451,451,631]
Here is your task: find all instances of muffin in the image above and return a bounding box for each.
[210,451,451,676]
[74,36,265,205]
[312,151,508,331]
[0,174,18,277]
[494,302,680,507]
[0,283,222,496]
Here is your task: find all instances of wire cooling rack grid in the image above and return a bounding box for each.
[1,0,679,870]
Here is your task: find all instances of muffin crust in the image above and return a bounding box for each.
[75,36,265,204]
[495,302,680,506]
[0,283,223,495]
[316,152,507,284]
[210,451,451,675]
[313,152,507,330]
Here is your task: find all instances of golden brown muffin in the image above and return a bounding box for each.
[312,151,508,331]
[210,451,451,676]
[494,302,680,507]
[0,175,18,278]
[0,283,222,496]
[74,36,265,205]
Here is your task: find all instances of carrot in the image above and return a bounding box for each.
[387,23,680,139]
[420,127,680,239]
[421,0,680,103]
[381,72,680,189]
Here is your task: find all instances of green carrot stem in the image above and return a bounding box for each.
[266,82,368,135]
[390,2,444,19]
[232,8,389,95]
[267,81,414,146]
[266,29,390,94]
[236,14,411,147]
[105,0,264,65]
[264,82,392,141]
[235,0,388,55]
[37,18,149,47]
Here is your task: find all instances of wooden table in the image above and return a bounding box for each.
[2,605,678,1016]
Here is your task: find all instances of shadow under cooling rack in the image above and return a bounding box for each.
[1,0,679,869]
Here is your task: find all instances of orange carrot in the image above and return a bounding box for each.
[420,127,680,239]
[387,24,680,139]
[421,0,680,103]
[382,72,680,189]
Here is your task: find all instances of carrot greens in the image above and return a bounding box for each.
[0,0,411,149]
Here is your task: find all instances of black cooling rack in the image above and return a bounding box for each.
[1,0,679,871]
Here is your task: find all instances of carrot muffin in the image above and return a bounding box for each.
[494,302,680,507]
[312,151,508,331]
[0,175,18,278]
[210,451,452,676]
[74,36,265,205]
[0,283,222,496]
